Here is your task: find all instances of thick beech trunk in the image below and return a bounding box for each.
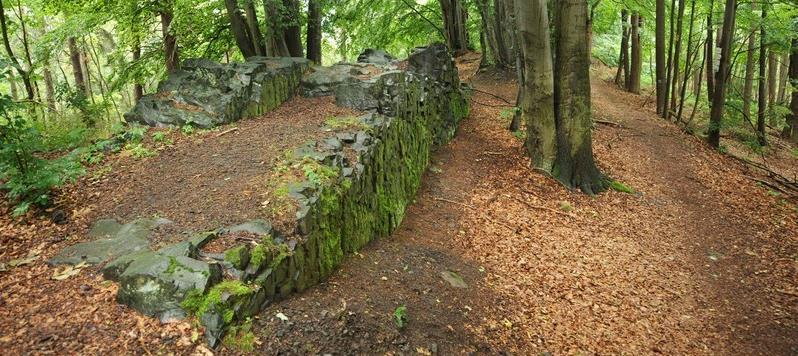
[552,0,607,194]
[161,8,180,72]
[283,0,303,57]
[245,0,267,56]
[226,0,256,58]
[629,13,642,94]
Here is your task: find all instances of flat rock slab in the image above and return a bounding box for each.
[48,218,171,266]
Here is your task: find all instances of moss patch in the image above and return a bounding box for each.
[181,280,255,317]
[609,180,636,194]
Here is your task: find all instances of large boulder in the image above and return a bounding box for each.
[115,252,222,322]
[125,57,308,128]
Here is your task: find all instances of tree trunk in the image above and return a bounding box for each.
[0,0,33,100]
[263,0,289,57]
[81,47,94,102]
[778,52,789,104]
[756,5,767,146]
[161,8,180,72]
[676,0,698,122]
[283,0,303,57]
[517,0,555,171]
[8,68,18,100]
[441,0,469,54]
[226,0,256,58]
[784,37,798,141]
[707,0,737,148]
[629,13,642,94]
[656,0,667,115]
[767,51,777,110]
[742,25,756,124]
[705,3,715,103]
[306,0,322,63]
[669,0,687,120]
[663,0,677,119]
[615,10,630,87]
[553,0,607,194]
[492,0,512,66]
[67,37,86,95]
[43,64,56,111]
[245,0,267,56]
[133,40,143,101]
[476,0,501,66]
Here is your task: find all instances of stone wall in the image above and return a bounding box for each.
[125,57,308,128]
[185,44,470,346]
[54,45,470,348]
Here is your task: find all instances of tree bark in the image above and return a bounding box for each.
[306,0,322,63]
[615,10,630,87]
[778,52,789,104]
[441,0,469,54]
[707,0,737,148]
[629,13,642,94]
[553,0,607,194]
[669,0,687,120]
[8,68,18,100]
[476,0,501,66]
[742,23,757,124]
[767,51,777,110]
[67,37,86,95]
[492,0,512,66]
[160,7,180,72]
[705,2,715,103]
[517,0,555,171]
[0,0,33,100]
[756,5,767,146]
[283,0,303,57]
[133,40,143,101]
[784,37,798,141]
[656,0,667,115]
[226,0,256,58]
[43,64,56,111]
[245,0,267,56]
[262,0,289,57]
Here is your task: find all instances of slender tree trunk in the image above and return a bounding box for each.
[629,13,642,94]
[663,0,677,119]
[226,0,256,58]
[676,0,697,122]
[742,23,757,124]
[81,47,94,103]
[706,2,715,103]
[133,40,143,101]
[756,5,767,146]
[492,0,511,67]
[767,51,777,110]
[283,0,303,57]
[615,10,630,87]
[161,7,180,72]
[778,52,789,104]
[67,37,86,95]
[553,0,607,194]
[707,0,737,148]
[8,68,18,99]
[0,0,33,100]
[306,0,322,63]
[245,0,267,56]
[43,64,56,111]
[669,0,687,119]
[440,0,469,54]
[656,0,667,115]
[784,37,798,141]
[518,0,555,171]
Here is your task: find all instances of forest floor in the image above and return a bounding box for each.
[1,54,796,354]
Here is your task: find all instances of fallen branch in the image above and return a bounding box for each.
[594,119,623,128]
[215,127,239,137]
[468,87,514,105]
[512,197,575,218]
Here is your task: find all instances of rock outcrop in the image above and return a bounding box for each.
[125,57,308,128]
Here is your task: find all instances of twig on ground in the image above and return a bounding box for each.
[512,197,575,218]
[468,87,514,105]
[216,127,239,137]
[594,119,623,128]
[433,197,476,209]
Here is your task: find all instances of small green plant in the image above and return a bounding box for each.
[558,201,573,212]
[223,320,256,352]
[324,116,368,130]
[609,180,635,194]
[181,124,195,135]
[301,158,339,186]
[791,148,798,158]
[151,131,166,142]
[123,143,156,159]
[393,305,407,329]
[499,107,519,121]
[512,130,526,140]
[125,125,148,143]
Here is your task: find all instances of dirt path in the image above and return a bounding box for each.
[248,67,797,354]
